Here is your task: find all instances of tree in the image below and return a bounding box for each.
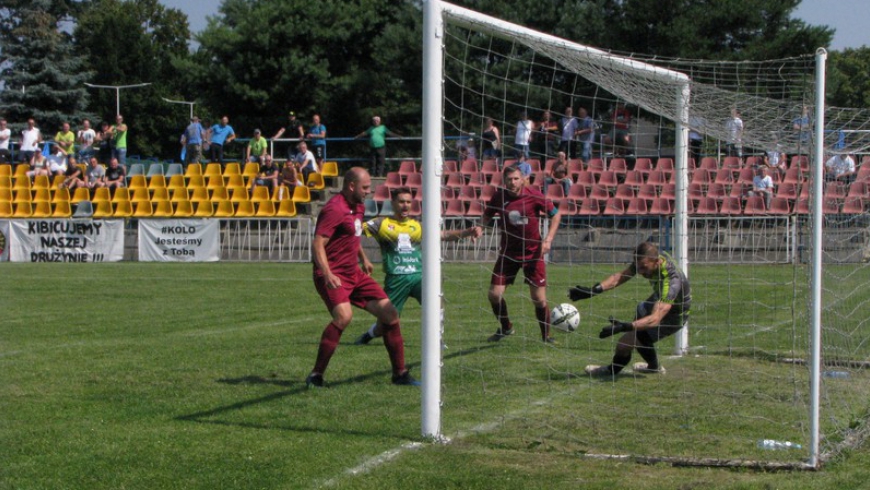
[828,47,870,109]
[74,0,192,158]
[0,0,91,136]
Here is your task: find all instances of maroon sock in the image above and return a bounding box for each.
[312,322,343,375]
[381,321,406,375]
[490,298,511,331]
[535,306,550,340]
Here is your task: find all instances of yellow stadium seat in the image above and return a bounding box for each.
[32,188,51,203]
[234,200,254,217]
[229,187,249,202]
[0,165,11,177]
[225,174,245,188]
[167,174,186,191]
[276,199,297,217]
[152,200,174,217]
[114,200,133,218]
[128,175,147,190]
[184,163,203,179]
[224,162,241,178]
[14,164,29,177]
[321,161,339,177]
[112,188,131,203]
[51,174,65,189]
[13,190,31,203]
[133,201,153,217]
[292,185,311,203]
[242,162,260,179]
[0,200,12,217]
[307,172,325,190]
[186,175,205,189]
[13,176,31,191]
[204,163,223,179]
[250,185,271,203]
[32,201,52,218]
[148,174,166,191]
[170,188,189,202]
[174,199,194,217]
[210,186,229,202]
[52,187,71,203]
[255,200,276,217]
[71,187,91,204]
[52,200,71,218]
[92,187,111,204]
[0,188,11,202]
[189,186,210,203]
[0,176,11,189]
[150,187,170,202]
[131,188,150,203]
[206,175,224,190]
[213,200,234,217]
[93,200,114,218]
[13,201,32,218]
[33,174,50,190]
[273,184,293,201]
[193,200,214,217]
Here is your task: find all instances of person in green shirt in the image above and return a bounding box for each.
[109,114,128,166]
[54,122,75,157]
[246,129,268,163]
[354,115,400,177]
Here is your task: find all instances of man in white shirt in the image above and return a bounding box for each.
[725,108,744,158]
[825,154,856,184]
[19,118,42,164]
[293,141,318,185]
[748,166,774,208]
[0,119,11,164]
[514,113,534,159]
[77,119,97,160]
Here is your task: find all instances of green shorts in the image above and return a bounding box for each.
[384,273,423,313]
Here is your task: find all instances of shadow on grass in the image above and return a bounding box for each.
[175,344,500,428]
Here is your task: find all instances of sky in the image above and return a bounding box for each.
[160,0,868,51]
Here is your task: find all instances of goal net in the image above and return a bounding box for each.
[421,1,870,469]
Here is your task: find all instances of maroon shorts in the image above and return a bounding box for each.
[314,268,388,312]
[491,255,547,287]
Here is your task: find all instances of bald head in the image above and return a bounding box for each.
[343,167,371,204]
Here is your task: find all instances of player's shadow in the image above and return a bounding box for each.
[175,344,499,434]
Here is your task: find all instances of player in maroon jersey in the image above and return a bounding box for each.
[306,167,418,388]
[475,165,563,343]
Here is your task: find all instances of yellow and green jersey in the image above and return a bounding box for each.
[363,216,423,275]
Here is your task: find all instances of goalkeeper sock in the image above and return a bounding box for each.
[636,336,659,370]
[610,351,631,375]
[535,306,550,340]
[313,322,343,375]
[491,298,511,332]
[381,321,406,376]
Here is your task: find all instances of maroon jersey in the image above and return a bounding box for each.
[314,193,365,277]
[484,186,556,260]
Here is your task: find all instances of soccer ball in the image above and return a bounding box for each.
[551,303,581,332]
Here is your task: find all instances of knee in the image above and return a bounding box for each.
[487,289,502,305]
[331,312,353,330]
[376,301,399,325]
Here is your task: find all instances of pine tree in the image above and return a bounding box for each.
[0,0,92,136]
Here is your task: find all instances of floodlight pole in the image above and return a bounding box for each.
[162,98,196,120]
[84,82,152,116]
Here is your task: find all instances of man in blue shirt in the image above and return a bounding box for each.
[207,116,236,166]
[181,116,205,167]
[307,114,327,165]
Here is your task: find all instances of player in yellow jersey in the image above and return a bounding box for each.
[355,186,481,345]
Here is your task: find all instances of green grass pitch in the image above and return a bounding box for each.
[3,262,870,489]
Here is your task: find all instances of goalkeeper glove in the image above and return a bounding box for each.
[568,283,604,301]
[599,317,633,339]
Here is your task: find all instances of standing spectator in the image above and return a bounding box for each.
[85,156,106,190]
[307,114,327,165]
[481,117,501,160]
[610,101,632,155]
[355,116,400,177]
[558,106,578,157]
[19,118,42,165]
[109,115,128,166]
[544,151,572,197]
[792,105,811,149]
[271,111,305,161]
[570,242,691,378]
[250,154,279,196]
[536,110,559,161]
[105,157,127,190]
[180,116,205,167]
[293,141,318,185]
[514,112,534,159]
[60,156,84,190]
[54,122,75,157]
[474,165,563,344]
[96,121,113,164]
[725,107,744,158]
[747,166,774,209]
[26,151,50,179]
[824,153,856,184]
[575,107,596,163]
[77,119,96,161]
[688,114,706,165]
[207,116,236,166]
[305,167,418,388]
[0,119,11,164]
[246,129,268,164]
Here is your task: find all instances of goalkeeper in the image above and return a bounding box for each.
[355,187,481,345]
[569,242,691,377]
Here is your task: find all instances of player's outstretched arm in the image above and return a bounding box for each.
[569,265,635,301]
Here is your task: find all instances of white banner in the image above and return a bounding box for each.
[8,219,125,262]
[0,220,9,262]
[138,219,220,262]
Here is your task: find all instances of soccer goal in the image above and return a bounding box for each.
[419,0,870,470]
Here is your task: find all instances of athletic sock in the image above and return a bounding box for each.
[491,298,511,331]
[381,321,406,375]
[367,323,378,338]
[312,322,343,375]
[610,351,631,375]
[535,306,550,340]
[636,337,659,370]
